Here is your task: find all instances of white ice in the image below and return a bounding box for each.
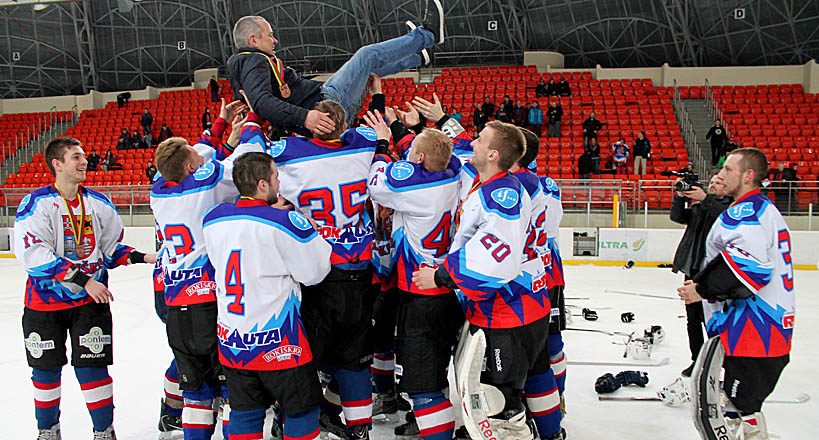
[1,259,816,439]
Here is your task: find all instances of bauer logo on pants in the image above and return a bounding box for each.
[79,326,112,354]
[25,332,55,358]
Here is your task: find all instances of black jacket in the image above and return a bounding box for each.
[582,118,603,136]
[633,137,651,157]
[227,47,323,133]
[670,194,733,276]
[141,112,153,127]
[557,80,571,96]
[578,153,593,176]
[706,126,727,147]
[547,105,563,123]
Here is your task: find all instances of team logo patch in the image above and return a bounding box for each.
[186,280,217,296]
[79,327,111,354]
[268,140,286,158]
[491,188,519,209]
[263,345,303,363]
[390,162,415,181]
[193,161,216,181]
[355,126,378,141]
[543,178,558,192]
[25,332,55,359]
[726,202,755,221]
[288,211,313,231]
[17,194,32,213]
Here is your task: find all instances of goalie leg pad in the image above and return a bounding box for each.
[691,336,733,440]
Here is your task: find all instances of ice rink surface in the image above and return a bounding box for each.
[1,259,815,439]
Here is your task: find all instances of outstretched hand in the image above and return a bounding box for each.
[412,93,445,122]
[395,101,421,128]
[220,97,247,121]
[362,110,391,141]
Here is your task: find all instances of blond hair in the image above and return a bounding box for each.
[414,129,453,172]
[155,137,192,183]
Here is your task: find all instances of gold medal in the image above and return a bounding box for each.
[279,83,291,99]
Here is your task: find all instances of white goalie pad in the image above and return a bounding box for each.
[454,326,506,439]
[692,336,734,440]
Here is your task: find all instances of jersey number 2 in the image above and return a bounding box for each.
[225,250,245,315]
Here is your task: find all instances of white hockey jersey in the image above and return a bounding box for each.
[701,189,794,358]
[202,198,331,371]
[541,176,565,286]
[15,186,136,311]
[151,124,263,306]
[368,155,461,295]
[444,171,550,329]
[242,124,377,271]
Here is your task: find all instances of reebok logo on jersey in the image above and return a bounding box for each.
[25,332,55,358]
[263,345,303,363]
[79,327,111,354]
[491,188,519,209]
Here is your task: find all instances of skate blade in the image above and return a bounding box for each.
[320,430,344,440]
[158,431,184,440]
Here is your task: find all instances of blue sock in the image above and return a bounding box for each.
[410,392,455,440]
[229,407,265,439]
[32,368,62,430]
[283,406,320,439]
[182,382,217,440]
[548,332,567,395]
[335,368,373,428]
[524,370,562,438]
[221,385,230,440]
[75,366,114,432]
[163,359,183,417]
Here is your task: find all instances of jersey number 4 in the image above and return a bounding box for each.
[422,212,452,258]
[225,250,246,315]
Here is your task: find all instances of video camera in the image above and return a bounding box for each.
[660,170,701,192]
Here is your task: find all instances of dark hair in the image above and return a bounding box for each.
[729,147,768,187]
[313,100,346,141]
[232,152,274,197]
[518,128,539,169]
[485,121,525,171]
[45,137,82,176]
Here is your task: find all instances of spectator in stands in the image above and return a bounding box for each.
[451,107,462,123]
[582,112,603,147]
[546,78,558,96]
[157,124,174,144]
[535,78,548,97]
[494,104,510,123]
[557,77,572,96]
[612,138,630,175]
[202,108,212,130]
[502,95,514,116]
[116,128,131,150]
[131,129,147,149]
[633,130,651,175]
[578,151,594,179]
[705,119,727,166]
[146,161,158,182]
[209,75,220,102]
[547,100,563,138]
[770,162,799,212]
[141,108,153,136]
[527,100,543,137]
[103,150,121,171]
[512,100,527,127]
[116,92,131,108]
[481,96,495,119]
[87,150,102,171]
[473,104,487,133]
[586,137,601,173]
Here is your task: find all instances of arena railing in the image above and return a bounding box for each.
[0,181,815,228]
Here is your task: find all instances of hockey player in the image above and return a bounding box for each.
[539,167,568,412]
[365,110,463,440]
[151,99,262,440]
[414,121,550,438]
[678,148,794,440]
[202,152,332,440]
[513,130,564,440]
[240,99,379,439]
[16,137,156,440]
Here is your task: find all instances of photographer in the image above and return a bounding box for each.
[669,174,732,376]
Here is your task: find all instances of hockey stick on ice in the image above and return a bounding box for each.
[569,357,670,367]
[598,392,810,404]
[566,327,631,337]
[604,289,678,300]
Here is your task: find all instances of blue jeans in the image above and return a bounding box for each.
[321,27,434,123]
